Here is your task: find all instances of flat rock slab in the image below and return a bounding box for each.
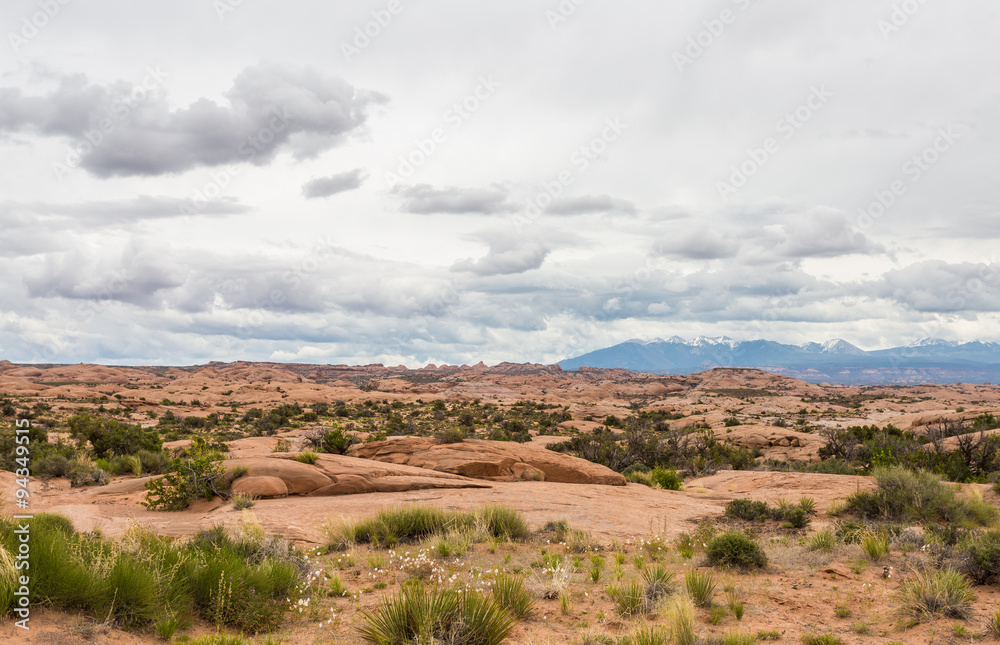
[350,437,626,485]
[224,453,491,498]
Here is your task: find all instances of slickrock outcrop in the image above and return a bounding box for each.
[350,438,626,485]
[223,453,491,498]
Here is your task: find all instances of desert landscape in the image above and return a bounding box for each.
[4,360,1000,645]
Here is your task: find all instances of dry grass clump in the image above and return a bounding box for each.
[896,567,975,621]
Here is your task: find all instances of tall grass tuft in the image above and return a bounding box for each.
[665,594,696,645]
[491,572,534,619]
[685,569,717,607]
[607,580,645,617]
[896,567,975,621]
[359,580,515,645]
[807,530,836,551]
[860,529,890,561]
[477,504,530,541]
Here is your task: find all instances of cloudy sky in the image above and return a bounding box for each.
[1,0,998,367]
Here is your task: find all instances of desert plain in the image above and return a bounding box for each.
[3,359,1000,645]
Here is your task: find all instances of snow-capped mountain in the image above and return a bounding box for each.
[557,337,1000,384]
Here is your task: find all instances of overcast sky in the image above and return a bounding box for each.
[1,0,999,367]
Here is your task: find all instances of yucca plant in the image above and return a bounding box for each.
[360,581,516,645]
[685,569,717,607]
[491,572,534,619]
[807,529,836,551]
[607,580,646,617]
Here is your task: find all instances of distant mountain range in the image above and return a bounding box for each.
[557,337,1000,385]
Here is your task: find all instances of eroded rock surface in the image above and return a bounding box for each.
[350,437,626,485]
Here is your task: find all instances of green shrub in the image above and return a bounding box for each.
[296,450,319,464]
[845,466,998,526]
[67,412,162,458]
[706,532,768,570]
[959,529,1000,584]
[359,581,516,645]
[896,567,975,621]
[801,634,844,645]
[231,492,257,510]
[650,467,684,491]
[143,440,226,511]
[347,506,471,547]
[435,426,467,444]
[725,499,771,522]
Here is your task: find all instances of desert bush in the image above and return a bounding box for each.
[68,458,109,487]
[834,519,866,544]
[67,412,162,458]
[725,499,771,522]
[801,634,844,645]
[685,569,716,607]
[435,426,467,444]
[296,450,319,464]
[651,466,684,491]
[32,453,72,478]
[988,604,1000,638]
[845,466,997,526]
[331,504,529,549]
[706,532,768,570]
[231,492,257,510]
[0,513,301,632]
[359,580,516,645]
[0,544,16,616]
[959,528,1000,584]
[491,572,534,619]
[716,632,757,645]
[143,440,227,511]
[896,567,975,621]
[307,427,357,454]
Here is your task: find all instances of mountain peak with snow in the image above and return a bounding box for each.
[820,339,866,355]
[908,338,960,348]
